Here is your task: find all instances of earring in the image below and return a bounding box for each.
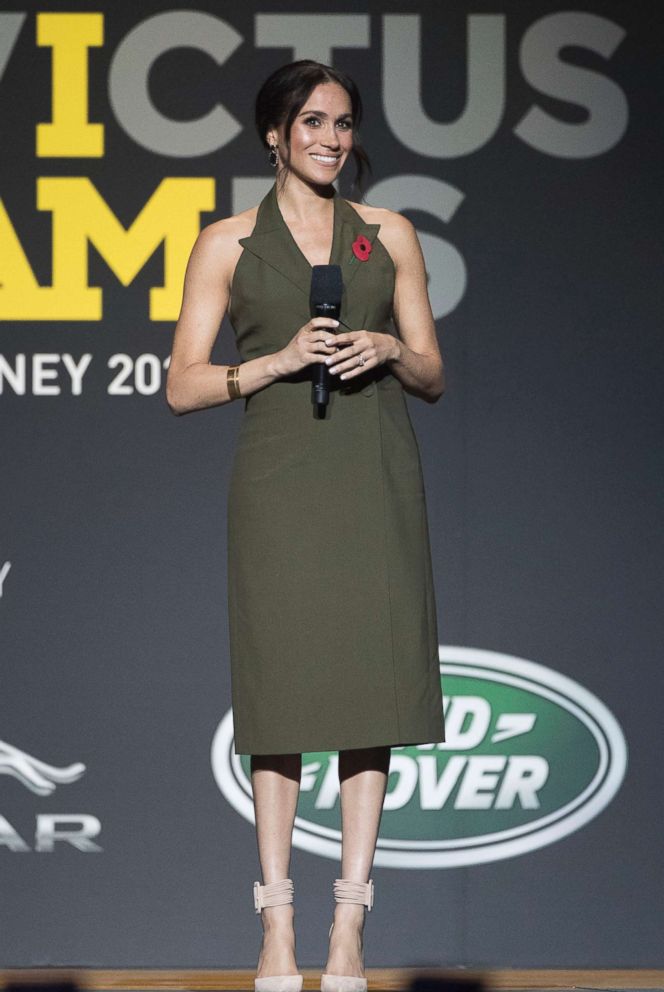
[268,143,278,167]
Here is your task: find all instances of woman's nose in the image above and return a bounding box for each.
[321,124,341,147]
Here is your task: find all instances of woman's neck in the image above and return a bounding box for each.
[275,172,336,224]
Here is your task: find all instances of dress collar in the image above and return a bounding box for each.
[237,182,382,301]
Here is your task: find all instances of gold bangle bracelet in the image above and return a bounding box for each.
[227,364,242,400]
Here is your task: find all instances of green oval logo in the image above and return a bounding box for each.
[212,646,628,867]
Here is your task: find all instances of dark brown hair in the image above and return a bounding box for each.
[255,60,372,197]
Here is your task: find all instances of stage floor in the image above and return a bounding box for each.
[1,971,663,992]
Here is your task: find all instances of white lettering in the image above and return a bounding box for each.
[0,560,11,597]
[255,14,369,65]
[492,712,537,743]
[418,754,466,809]
[0,13,26,81]
[383,755,419,810]
[367,175,466,321]
[62,352,92,394]
[440,696,491,750]
[35,814,103,852]
[0,353,93,395]
[0,353,26,394]
[33,352,61,394]
[455,756,507,809]
[109,12,242,156]
[515,13,628,157]
[495,755,548,808]
[383,15,505,157]
[0,814,31,851]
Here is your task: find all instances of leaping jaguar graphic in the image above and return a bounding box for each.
[0,738,85,795]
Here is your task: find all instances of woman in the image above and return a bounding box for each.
[166,60,446,992]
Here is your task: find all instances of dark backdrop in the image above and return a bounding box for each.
[1,0,662,969]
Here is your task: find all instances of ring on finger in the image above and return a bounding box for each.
[357,353,366,367]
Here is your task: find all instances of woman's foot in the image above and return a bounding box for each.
[323,903,366,978]
[256,904,300,980]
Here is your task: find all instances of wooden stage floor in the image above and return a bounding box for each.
[1,970,663,992]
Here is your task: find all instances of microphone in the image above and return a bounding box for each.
[309,264,343,409]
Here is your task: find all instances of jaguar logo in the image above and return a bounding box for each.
[0,738,101,852]
[0,738,86,795]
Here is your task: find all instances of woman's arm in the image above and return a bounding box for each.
[326,211,445,402]
[381,211,445,403]
[165,220,283,416]
[166,220,341,415]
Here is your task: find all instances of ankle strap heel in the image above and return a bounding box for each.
[253,879,303,992]
[321,878,374,992]
[254,877,295,913]
[332,878,374,911]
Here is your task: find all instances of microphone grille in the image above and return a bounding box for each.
[310,264,343,308]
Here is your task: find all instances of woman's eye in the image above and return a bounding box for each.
[304,117,352,129]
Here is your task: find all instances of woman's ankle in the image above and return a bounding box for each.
[332,903,366,926]
[260,903,295,931]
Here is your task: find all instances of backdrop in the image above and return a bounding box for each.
[1,0,662,970]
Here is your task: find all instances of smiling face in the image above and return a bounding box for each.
[267,81,354,185]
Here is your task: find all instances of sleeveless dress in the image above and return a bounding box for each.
[226,181,445,755]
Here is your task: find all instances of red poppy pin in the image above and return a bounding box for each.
[351,234,372,261]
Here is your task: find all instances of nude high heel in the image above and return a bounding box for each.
[321,878,374,992]
[253,878,304,992]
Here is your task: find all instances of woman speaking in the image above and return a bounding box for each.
[166,59,446,992]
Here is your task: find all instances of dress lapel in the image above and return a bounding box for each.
[237,183,382,313]
[237,182,312,299]
[336,196,382,300]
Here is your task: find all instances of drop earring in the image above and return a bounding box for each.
[268,144,278,167]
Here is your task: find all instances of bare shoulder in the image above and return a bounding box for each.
[342,198,397,228]
[188,205,260,286]
[342,199,418,267]
[197,206,259,249]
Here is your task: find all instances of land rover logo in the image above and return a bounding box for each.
[211,646,628,867]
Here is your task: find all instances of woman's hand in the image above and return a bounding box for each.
[274,317,341,376]
[324,330,399,380]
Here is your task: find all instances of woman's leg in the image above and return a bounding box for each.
[323,745,391,977]
[251,753,303,978]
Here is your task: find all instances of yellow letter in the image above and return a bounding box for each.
[0,199,47,312]
[37,13,104,157]
[0,178,216,321]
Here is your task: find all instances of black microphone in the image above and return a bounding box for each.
[309,264,343,409]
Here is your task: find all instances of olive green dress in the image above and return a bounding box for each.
[227,181,445,755]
